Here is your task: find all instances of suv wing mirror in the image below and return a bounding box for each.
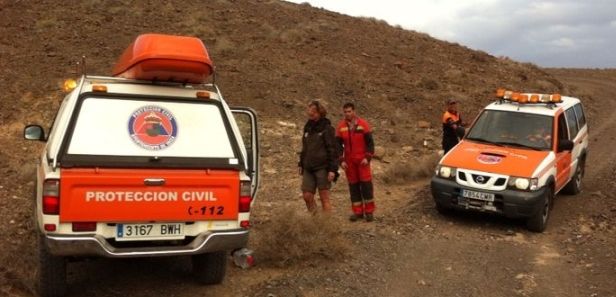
[24,125,46,141]
[557,139,574,152]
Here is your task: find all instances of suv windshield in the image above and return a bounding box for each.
[466,110,553,151]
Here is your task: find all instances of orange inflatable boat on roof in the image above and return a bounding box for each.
[112,34,213,84]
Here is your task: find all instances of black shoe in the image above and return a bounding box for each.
[365,213,374,222]
[349,214,364,222]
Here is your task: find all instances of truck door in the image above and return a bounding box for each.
[231,108,259,198]
[554,113,572,191]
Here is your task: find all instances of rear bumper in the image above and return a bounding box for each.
[431,176,546,218]
[44,229,249,258]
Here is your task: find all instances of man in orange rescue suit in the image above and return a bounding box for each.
[442,98,465,153]
[336,103,376,222]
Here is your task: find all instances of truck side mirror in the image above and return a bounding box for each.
[557,139,573,152]
[24,125,46,141]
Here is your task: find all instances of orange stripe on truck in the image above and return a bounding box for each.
[59,168,239,222]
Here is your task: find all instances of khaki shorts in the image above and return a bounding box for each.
[301,168,331,193]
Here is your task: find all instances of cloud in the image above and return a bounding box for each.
[549,38,575,48]
[286,0,616,67]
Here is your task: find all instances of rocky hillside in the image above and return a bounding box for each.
[0,1,578,295]
[0,0,570,190]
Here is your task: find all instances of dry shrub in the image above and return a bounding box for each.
[253,210,350,266]
[17,163,37,183]
[213,37,235,54]
[279,28,306,44]
[417,77,439,90]
[470,51,491,63]
[382,153,440,184]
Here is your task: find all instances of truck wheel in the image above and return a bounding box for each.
[526,187,552,233]
[436,202,453,215]
[563,160,584,195]
[38,236,67,297]
[192,251,227,285]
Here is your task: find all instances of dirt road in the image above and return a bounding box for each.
[14,73,611,297]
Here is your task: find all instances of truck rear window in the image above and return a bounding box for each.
[60,96,240,169]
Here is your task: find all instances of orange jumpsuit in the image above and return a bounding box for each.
[336,117,375,216]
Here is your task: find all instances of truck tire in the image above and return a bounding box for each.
[435,202,453,215]
[563,159,584,195]
[192,251,227,285]
[38,236,67,297]
[526,187,552,233]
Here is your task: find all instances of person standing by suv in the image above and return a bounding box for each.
[298,100,339,213]
[336,103,376,222]
[442,98,465,153]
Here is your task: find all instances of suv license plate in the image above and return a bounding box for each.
[116,223,185,241]
[461,189,495,202]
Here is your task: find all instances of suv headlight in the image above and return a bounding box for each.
[508,177,539,191]
[436,165,457,179]
[515,178,529,190]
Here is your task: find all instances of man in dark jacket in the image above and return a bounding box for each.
[298,100,339,213]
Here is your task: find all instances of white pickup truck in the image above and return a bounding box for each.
[24,34,259,297]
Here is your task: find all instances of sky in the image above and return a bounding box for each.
[285,0,616,68]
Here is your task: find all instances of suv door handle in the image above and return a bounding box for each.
[144,178,166,186]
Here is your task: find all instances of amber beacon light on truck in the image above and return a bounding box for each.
[495,88,562,104]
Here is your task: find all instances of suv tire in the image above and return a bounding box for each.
[192,251,227,285]
[436,202,453,215]
[526,187,552,232]
[38,235,67,297]
[563,159,584,195]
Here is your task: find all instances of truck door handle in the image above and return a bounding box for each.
[144,178,166,186]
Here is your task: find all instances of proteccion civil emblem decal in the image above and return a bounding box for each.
[128,106,177,150]
[477,153,503,165]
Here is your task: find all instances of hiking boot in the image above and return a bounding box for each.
[349,214,364,222]
[365,213,374,222]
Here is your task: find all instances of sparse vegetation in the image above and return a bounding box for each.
[381,153,440,185]
[418,77,440,90]
[254,210,350,266]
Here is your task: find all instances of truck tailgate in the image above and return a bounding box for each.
[59,168,239,222]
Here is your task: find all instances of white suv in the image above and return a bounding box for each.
[432,90,588,232]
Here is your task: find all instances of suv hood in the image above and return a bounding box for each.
[441,140,551,177]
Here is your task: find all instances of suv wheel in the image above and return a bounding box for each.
[38,236,67,297]
[435,202,453,215]
[563,159,585,195]
[192,251,227,285]
[526,187,552,233]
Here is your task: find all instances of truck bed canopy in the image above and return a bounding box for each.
[112,34,213,84]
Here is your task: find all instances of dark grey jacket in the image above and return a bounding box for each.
[299,117,339,173]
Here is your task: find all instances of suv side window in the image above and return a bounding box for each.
[557,113,568,141]
[564,107,579,140]
[573,103,586,128]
